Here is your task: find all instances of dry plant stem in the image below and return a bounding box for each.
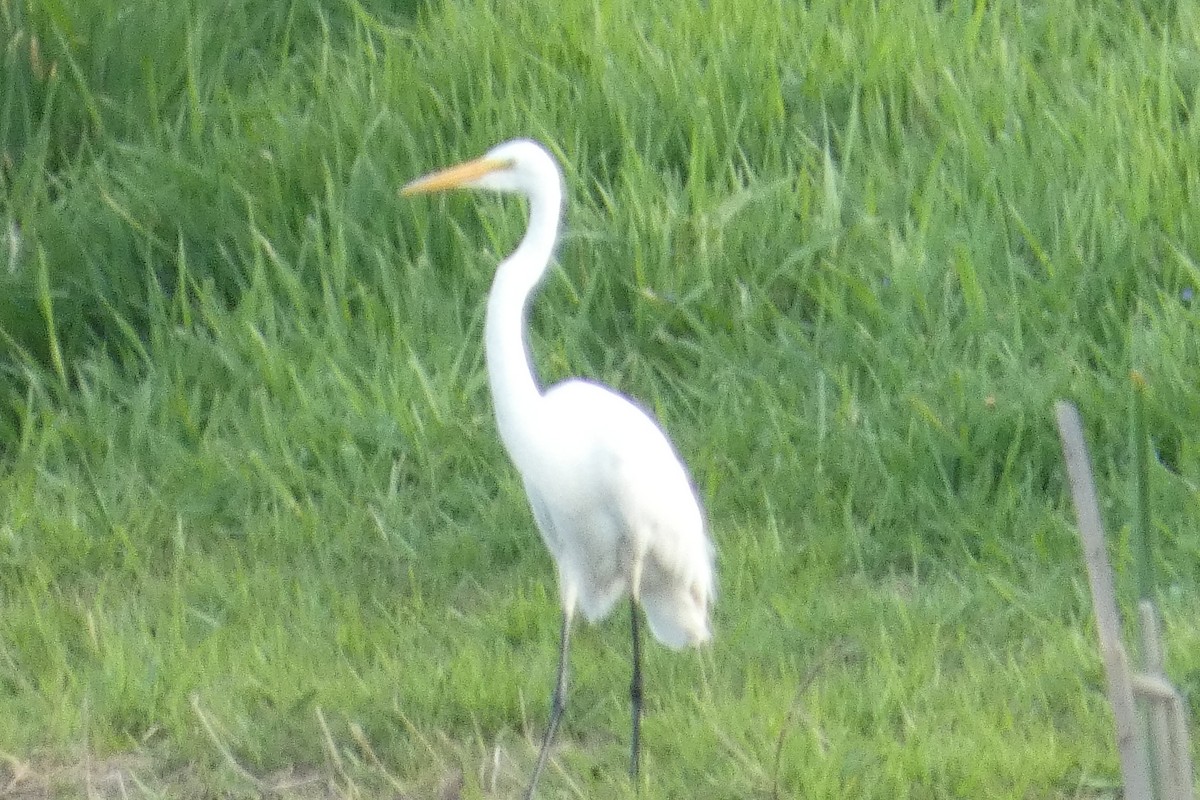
[1167,695,1195,800]
[348,722,407,794]
[525,610,572,800]
[1053,401,1152,800]
[1140,602,1173,800]
[316,705,356,795]
[1136,602,1194,800]
[190,694,264,791]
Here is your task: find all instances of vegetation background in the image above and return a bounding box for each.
[1,0,1198,796]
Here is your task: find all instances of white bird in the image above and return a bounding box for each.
[402,139,715,798]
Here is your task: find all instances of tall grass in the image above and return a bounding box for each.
[0,0,1197,795]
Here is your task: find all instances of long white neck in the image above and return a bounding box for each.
[484,177,563,472]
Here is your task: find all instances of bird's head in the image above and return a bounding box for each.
[402,138,561,198]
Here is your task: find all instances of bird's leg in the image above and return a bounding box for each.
[630,598,643,785]
[525,610,572,800]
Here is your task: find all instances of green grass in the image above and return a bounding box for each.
[1,0,1199,796]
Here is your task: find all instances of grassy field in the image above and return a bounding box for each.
[2,0,1199,796]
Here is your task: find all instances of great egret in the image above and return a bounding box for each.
[402,139,715,797]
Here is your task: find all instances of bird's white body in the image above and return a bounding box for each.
[472,139,714,649]
[519,378,712,647]
[403,138,713,795]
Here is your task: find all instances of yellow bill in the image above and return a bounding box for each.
[401,156,511,196]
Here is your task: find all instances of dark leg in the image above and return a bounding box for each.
[630,599,643,784]
[525,611,572,800]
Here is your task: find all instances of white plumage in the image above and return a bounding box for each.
[525,379,713,646]
[402,139,714,797]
